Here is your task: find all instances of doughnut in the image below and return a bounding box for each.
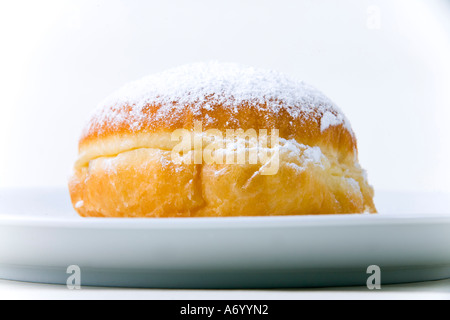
[69,62,376,217]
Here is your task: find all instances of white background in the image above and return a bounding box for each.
[0,0,450,195]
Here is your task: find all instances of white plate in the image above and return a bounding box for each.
[0,188,449,288]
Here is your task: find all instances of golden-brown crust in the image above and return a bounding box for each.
[80,101,357,164]
[69,63,376,217]
[69,140,376,217]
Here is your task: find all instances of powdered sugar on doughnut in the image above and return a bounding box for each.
[84,62,354,137]
[320,111,352,133]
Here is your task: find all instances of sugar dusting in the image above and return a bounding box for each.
[321,111,350,133]
[85,62,353,137]
[167,136,325,176]
[75,201,84,209]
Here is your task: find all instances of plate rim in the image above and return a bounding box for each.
[1,213,450,230]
